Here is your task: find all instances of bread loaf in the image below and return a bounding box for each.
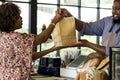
[75,55,109,80]
[88,52,105,60]
[82,58,101,69]
[97,56,109,70]
[74,72,80,80]
[93,70,109,80]
[101,63,109,70]
[79,72,87,80]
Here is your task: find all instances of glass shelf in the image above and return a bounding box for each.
[110,47,120,80]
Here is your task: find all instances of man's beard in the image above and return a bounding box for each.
[113,19,120,23]
[113,16,120,24]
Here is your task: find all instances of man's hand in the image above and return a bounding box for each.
[56,8,73,17]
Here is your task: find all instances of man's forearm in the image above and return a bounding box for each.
[75,18,83,31]
[86,42,106,55]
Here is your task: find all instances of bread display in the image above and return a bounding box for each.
[81,52,105,69]
[75,52,109,80]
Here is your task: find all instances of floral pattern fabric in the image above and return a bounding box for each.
[0,32,34,80]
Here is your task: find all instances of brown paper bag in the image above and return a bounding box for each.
[52,17,77,46]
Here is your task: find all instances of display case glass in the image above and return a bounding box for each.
[110,47,120,80]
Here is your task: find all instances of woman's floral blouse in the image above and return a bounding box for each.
[0,31,34,80]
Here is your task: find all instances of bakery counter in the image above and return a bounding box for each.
[30,74,74,80]
[31,75,65,80]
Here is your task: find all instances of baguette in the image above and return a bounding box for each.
[88,52,105,60]
[101,63,109,70]
[97,56,109,70]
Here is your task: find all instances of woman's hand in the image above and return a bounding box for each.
[77,39,89,47]
[56,8,73,17]
[51,11,65,24]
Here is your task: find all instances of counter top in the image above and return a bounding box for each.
[31,74,69,80]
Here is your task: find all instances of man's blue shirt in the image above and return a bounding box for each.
[80,16,120,55]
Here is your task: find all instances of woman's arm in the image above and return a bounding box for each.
[34,13,64,46]
[32,47,56,61]
[32,46,68,61]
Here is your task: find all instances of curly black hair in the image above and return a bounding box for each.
[0,2,21,32]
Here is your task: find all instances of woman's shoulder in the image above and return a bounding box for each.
[13,32,34,37]
[0,31,35,40]
[1,31,34,39]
